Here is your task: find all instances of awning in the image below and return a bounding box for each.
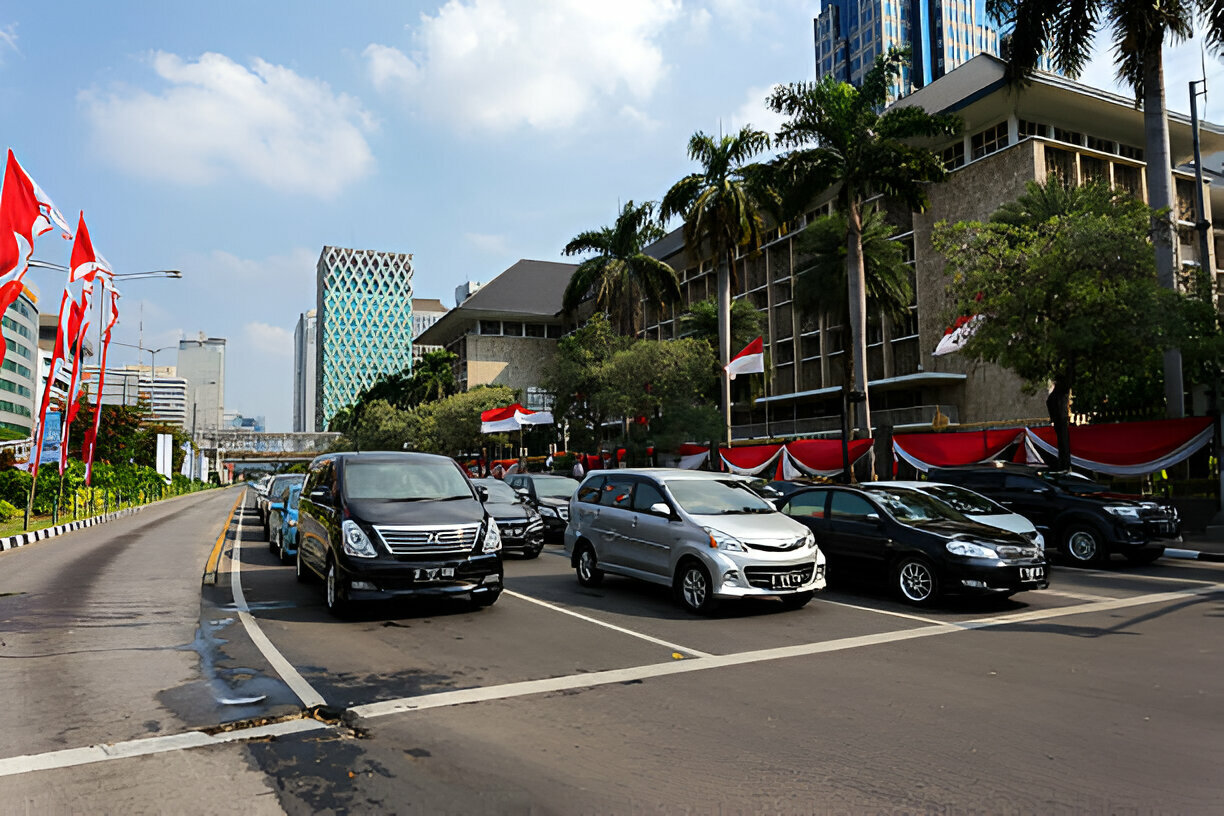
[1024,417,1213,476]
[783,438,874,478]
[893,429,1023,472]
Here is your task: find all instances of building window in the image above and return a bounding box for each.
[941,141,965,169]
[1,316,31,338]
[1,359,30,378]
[1052,127,1083,146]
[1045,146,1076,183]
[1117,143,1144,161]
[1086,135,1114,154]
[525,387,554,412]
[0,399,31,417]
[546,324,563,339]
[525,323,546,338]
[1017,119,1047,138]
[0,378,31,398]
[503,321,523,337]
[970,122,1008,159]
[478,320,501,335]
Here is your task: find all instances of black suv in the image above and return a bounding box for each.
[926,464,1180,567]
[296,451,504,615]
[504,473,579,541]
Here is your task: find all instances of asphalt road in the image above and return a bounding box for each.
[1,486,1221,814]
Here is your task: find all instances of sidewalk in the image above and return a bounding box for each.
[1170,529,1224,561]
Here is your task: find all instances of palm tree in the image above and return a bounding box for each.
[661,127,773,445]
[795,209,913,480]
[988,0,1224,417]
[767,49,959,451]
[562,200,680,336]
[678,297,764,354]
[408,349,458,405]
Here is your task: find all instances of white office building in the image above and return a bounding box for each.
[293,309,317,432]
[177,334,225,437]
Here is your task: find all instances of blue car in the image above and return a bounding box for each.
[270,483,302,565]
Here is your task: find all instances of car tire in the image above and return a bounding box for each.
[324,561,350,617]
[523,544,543,560]
[1062,523,1110,567]
[675,560,719,615]
[268,526,277,554]
[1125,547,1164,566]
[295,548,312,583]
[575,543,604,587]
[277,535,290,565]
[471,588,501,608]
[779,590,814,611]
[894,557,940,606]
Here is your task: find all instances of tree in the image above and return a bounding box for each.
[408,349,458,405]
[932,179,1184,469]
[543,315,631,453]
[416,385,520,457]
[794,209,913,480]
[662,126,773,445]
[562,200,681,336]
[988,0,1224,417]
[767,49,959,452]
[678,297,764,355]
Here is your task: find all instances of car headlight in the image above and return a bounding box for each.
[946,541,999,559]
[704,527,746,552]
[802,530,815,549]
[341,520,378,558]
[538,506,558,518]
[482,520,502,553]
[1104,505,1141,520]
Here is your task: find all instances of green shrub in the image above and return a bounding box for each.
[0,499,17,521]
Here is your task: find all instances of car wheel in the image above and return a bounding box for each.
[295,548,311,583]
[471,588,501,608]
[779,590,814,611]
[1125,547,1164,566]
[675,561,718,615]
[575,543,604,587]
[277,535,290,565]
[268,526,277,553]
[1063,524,1110,567]
[894,557,939,606]
[325,561,350,617]
[523,544,543,560]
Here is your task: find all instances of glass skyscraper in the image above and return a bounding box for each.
[813,0,1001,97]
[315,245,415,431]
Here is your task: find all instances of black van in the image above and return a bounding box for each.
[295,451,504,615]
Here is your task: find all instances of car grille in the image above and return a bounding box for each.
[749,535,807,552]
[374,523,481,555]
[743,564,816,589]
[496,518,545,538]
[995,545,1043,561]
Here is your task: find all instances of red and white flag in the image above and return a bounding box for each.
[83,283,120,484]
[0,150,71,363]
[480,403,555,433]
[725,336,765,380]
[933,314,983,356]
[60,215,111,472]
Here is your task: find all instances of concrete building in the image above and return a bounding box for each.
[86,364,189,427]
[293,309,317,432]
[814,0,1002,97]
[416,260,576,411]
[224,411,266,432]
[315,245,415,430]
[455,281,484,307]
[636,54,1224,439]
[178,334,226,437]
[411,297,448,362]
[1,285,39,436]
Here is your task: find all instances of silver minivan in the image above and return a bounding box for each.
[564,469,827,614]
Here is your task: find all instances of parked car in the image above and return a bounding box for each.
[564,469,826,615]
[269,483,303,565]
[472,478,545,558]
[776,484,1049,606]
[504,473,580,541]
[868,480,1044,549]
[926,464,1179,567]
[257,473,304,532]
[266,478,299,558]
[296,451,503,616]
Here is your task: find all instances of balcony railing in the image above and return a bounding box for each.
[732,404,959,441]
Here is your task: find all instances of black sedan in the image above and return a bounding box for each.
[504,473,579,541]
[776,484,1050,605]
[473,478,546,558]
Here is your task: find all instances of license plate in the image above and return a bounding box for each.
[772,571,806,589]
[1020,566,1044,582]
[413,567,455,581]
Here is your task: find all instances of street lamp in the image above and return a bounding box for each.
[26,259,183,279]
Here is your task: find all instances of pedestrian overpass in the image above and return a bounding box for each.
[204,430,341,466]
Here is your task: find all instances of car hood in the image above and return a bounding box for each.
[967,512,1036,536]
[910,519,1030,545]
[536,496,569,509]
[484,500,534,522]
[690,511,809,544]
[344,497,486,526]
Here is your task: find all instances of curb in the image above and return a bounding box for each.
[1163,547,1224,563]
[0,506,146,553]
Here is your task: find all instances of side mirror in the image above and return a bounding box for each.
[649,502,672,517]
[270,502,285,512]
[865,512,881,523]
[514,487,530,500]
[476,485,489,502]
[309,487,331,504]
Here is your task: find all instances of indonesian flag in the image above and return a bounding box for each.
[725,336,764,380]
[480,403,554,433]
[83,283,120,484]
[61,216,111,471]
[31,284,76,474]
[933,314,983,356]
[0,150,72,364]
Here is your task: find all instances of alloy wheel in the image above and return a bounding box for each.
[898,560,935,603]
[1067,530,1099,563]
[682,566,708,611]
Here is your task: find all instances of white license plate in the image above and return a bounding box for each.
[414,567,456,581]
[1020,566,1044,582]
[772,571,806,589]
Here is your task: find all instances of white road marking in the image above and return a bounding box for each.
[1071,567,1222,585]
[1038,589,1116,602]
[0,718,329,778]
[504,590,713,657]
[230,503,327,708]
[812,597,946,625]
[956,587,1219,629]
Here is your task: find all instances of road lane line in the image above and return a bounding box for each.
[228,496,327,708]
[1071,567,1221,586]
[351,584,1219,723]
[812,597,946,625]
[202,492,244,585]
[1040,589,1116,602]
[0,718,329,777]
[504,590,713,657]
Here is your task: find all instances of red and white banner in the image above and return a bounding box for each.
[932,315,983,356]
[59,214,110,472]
[893,428,1023,473]
[83,282,120,484]
[725,336,764,380]
[678,438,873,478]
[480,403,555,434]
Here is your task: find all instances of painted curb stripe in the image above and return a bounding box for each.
[1164,547,1224,562]
[202,493,244,582]
[0,507,146,557]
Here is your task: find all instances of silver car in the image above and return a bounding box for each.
[564,469,827,614]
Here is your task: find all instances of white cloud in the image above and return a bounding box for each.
[0,23,17,61]
[245,321,293,357]
[79,52,375,197]
[365,0,682,132]
[465,232,512,255]
[729,83,787,139]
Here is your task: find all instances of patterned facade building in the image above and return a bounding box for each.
[315,246,415,431]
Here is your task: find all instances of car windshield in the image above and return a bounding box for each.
[922,485,1006,515]
[664,478,775,515]
[271,475,304,499]
[864,487,970,524]
[343,460,473,501]
[534,477,579,499]
[476,479,520,502]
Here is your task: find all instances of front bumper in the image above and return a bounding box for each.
[944,557,1051,595]
[500,530,544,554]
[707,549,827,599]
[337,552,503,600]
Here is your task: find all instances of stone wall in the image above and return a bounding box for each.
[464,335,557,395]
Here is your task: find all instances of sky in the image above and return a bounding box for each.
[2,2,1223,431]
